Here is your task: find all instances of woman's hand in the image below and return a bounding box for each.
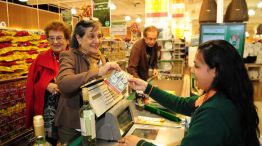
[128,77,148,92]
[47,83,60,95]
[98,62,121,76]
[118,135,141,146]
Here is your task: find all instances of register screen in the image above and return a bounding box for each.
[117,107,133,136]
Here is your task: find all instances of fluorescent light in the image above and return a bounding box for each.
[168,13,172,20]
[172,3,185,9]
[258,1,262,9]
[109,3,116,10]
[248,9,255,16]
[19,0,27,2]
[136,17,142,23]
[125,16,131,21]
[245,32,249,37]
[71,8,77,15]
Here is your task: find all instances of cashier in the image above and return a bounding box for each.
[119,40,260,146]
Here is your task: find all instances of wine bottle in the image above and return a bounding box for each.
[80,88,96,146]
[33,115,52,146]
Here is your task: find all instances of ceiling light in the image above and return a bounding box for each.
[136,17,142,23]
[125,16,131,21]
[71,8,77,15]
[245,32,249,37]
[172,3,185,9]
[168,13,172,20]
[248,9,255,16]
[109,2,116,10]
[258,1,262,9]
[18,0,27,2]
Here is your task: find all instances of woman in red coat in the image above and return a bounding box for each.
[25,21,70,145]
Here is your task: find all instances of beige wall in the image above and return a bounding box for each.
[0,1,78,30]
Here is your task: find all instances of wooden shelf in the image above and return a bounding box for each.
[0,128,34,146]
[245,63,262,82]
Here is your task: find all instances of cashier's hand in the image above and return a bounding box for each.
[153,69,158,77]
[118,135,141,146]
[128,77,148,92]
[98,62,121,76]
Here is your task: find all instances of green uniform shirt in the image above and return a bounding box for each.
[137,84,243,146]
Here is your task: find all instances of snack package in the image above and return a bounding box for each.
[104,70,131,93]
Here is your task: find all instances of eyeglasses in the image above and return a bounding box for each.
[48,36,65,42]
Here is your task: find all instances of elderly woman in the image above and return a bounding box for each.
[54,20,121,144]
[25,21,71,145]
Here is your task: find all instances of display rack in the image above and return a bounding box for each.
[100,40,129,71]
[158,59,184,79]
[0,28,47,145]
[157,39,185,78]
[158,39,186,60]
[0,28,48,81]
[245,63,262,82]
[100,40,128,62]
[0,77,34,145]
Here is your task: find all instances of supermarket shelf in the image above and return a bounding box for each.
[158,38,174,41]
[160,49,185,51]
[0,76,27,84]
[159,72,183,77]
[0,128,34,146]
[158,59,184,62]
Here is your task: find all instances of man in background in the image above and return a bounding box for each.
[127,26,159,81]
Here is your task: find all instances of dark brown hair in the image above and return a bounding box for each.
[71,20,102,49]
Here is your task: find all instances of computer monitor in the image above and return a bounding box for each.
[117,106,134,136]
[200,23,246,57]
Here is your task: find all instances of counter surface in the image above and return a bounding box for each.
[70,79,186,146]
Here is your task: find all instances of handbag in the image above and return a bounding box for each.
[43,91,60,139]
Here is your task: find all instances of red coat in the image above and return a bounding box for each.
[25,49,59,128]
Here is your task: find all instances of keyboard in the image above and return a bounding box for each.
[81,79,123,117]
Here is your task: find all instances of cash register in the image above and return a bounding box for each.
[96,98,184,145]
[81,78,184,146]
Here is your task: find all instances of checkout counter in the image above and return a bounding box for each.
[70,75,190,146]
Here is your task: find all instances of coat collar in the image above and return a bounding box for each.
[37,49,58,70]
[71,48,103,62]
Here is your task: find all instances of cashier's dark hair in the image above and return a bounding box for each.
[71,20,102,49]
[198,40,260,146]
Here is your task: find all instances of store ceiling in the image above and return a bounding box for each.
[26,0,145,21]
[26,0,262,34]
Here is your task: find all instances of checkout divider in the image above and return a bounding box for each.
[69,75,191,146]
